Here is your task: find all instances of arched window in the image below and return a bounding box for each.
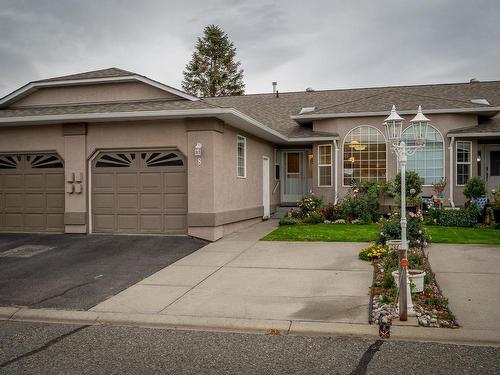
[343,126,387,186]
[401,124,444,185]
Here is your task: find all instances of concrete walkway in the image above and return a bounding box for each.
[429,243,500,334]
[89,220,373,325]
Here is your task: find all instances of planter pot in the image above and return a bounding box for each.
[494,208,500,223]
[392,269,426,293]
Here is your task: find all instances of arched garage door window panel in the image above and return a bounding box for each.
[142,152,184,167]
[0,155,20,169]
[0,154,63,169]
[95,153,135,168]
[343,126,387,186]
[401,124,444,185]
[95,152,184,168]
[28,154,64,169]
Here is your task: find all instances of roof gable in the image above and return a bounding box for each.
[0,68,198,108]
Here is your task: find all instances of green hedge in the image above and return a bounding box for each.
[427,204,480,227]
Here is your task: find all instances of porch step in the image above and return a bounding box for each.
[271,206,292,219]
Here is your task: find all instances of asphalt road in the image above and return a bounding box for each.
[0,321,499,374]
[0,233,206,309]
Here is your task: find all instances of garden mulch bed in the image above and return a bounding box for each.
[369,247,459,329]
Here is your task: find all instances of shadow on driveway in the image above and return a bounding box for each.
[0,233,206,310]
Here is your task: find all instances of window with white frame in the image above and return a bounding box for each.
[401,124,444,185]
[318,144,332,186]
[343,126,386,186]
[237,135,246,178]
[456,141,471,185]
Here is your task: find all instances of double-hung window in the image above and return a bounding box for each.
[318,144,333,186]
[456,141,471,185]
[237,135,246,178]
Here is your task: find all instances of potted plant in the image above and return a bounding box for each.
[464,177,487,212]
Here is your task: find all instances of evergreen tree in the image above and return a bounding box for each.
[182,25,245,97]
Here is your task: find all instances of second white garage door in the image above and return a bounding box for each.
[91,150,187,234]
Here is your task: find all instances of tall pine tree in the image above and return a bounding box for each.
[182,25,245,97]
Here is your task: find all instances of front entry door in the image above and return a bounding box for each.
[486,146,500,191]
[282,151,306,203]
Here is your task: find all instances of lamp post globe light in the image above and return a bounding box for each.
[383,105,430,321]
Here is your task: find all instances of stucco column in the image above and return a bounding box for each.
[63,123,87,233]
[186,118,224,241]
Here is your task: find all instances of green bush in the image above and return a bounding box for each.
[323,202,340,222]
[463,177,486,199]
[382,270,396,289]
[303,212,324,224]
[426,204,480,227]
[394,171,422,201]
[279,217,300,226]
[378,210,430,248]
[298,195,322,217]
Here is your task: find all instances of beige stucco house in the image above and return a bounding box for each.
[1,68,499,240]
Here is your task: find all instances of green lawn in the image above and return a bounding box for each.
[261,224,379,242]
[262,223,500,245]
[426,226,500,245]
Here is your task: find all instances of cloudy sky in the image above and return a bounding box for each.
[1,0,499,97]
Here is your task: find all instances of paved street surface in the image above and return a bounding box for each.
[429,244,500,333]
[0,233,206,309]
[0,321,499,374]
[91,220,373,324]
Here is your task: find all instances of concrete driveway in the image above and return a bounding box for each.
[0,233,206,310]
[429,244,500,332]
[91,221,373,324]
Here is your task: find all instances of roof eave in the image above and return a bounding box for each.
[0,75,199,108]
[0,108,338,144]
[291,107,500,122]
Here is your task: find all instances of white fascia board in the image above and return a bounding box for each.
[0,107,338,144]
[0,75,198,107]
[291,107,500,121]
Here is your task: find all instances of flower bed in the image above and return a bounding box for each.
[361,244,458,328]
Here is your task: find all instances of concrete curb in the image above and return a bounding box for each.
[1,306,499,346]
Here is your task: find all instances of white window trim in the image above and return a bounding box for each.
[318,144,333,187]
[400,124,446,186]
[342,125,388,187]
[237,135,247,178]
[456,140,472,186]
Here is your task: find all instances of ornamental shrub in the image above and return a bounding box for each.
[463,177,486,199]
[358,244,389,261]
[338,193,371,223]
[303,211,325,224]
[433,204,480,227]
[298,195,322,217]
[323,202,341,222]
[394,171,423,205]
[279,217,300,226]
[378,210,430,249]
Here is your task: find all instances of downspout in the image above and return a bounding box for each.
[334,139,339,204]
[449,136,455,208]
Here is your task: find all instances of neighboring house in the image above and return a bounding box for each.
[0,68,499,240]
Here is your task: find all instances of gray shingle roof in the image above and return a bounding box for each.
[35,68,135,82]
[205,80,500,137]
[2,70,500,139]
[0,99,216,118]
[448,114,500,135]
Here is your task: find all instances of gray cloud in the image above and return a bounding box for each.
[1,0,499,97]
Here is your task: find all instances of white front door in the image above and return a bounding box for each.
[282,151,305,203]
[486,145,500,191]
[262,157,270,219]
